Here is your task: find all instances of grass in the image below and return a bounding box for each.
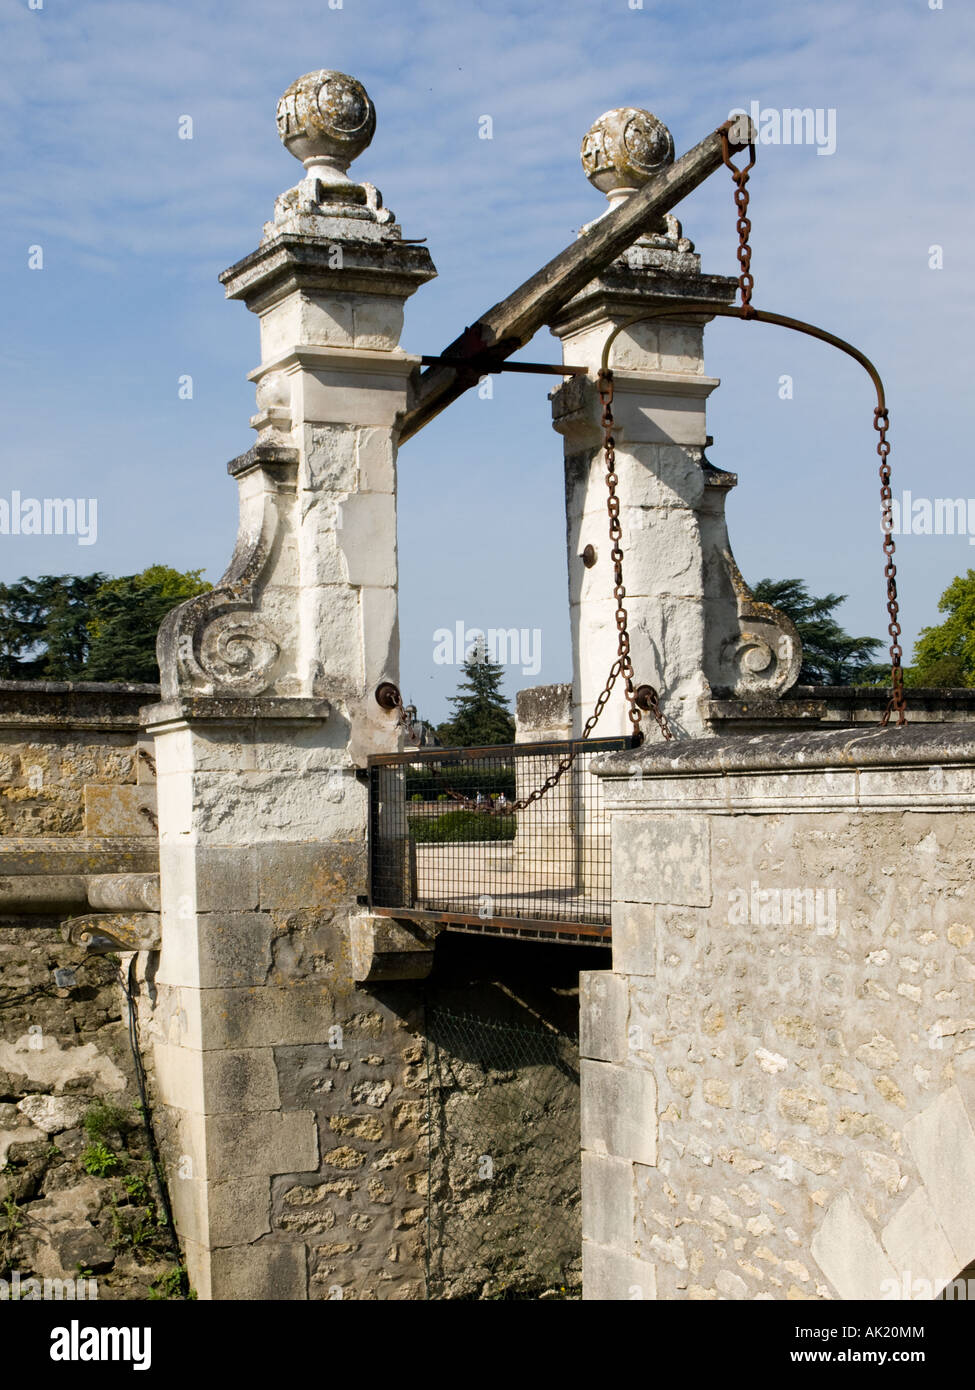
[0,1193,25,1269]
[148,1265,196,1300]
[83,1101,130,1143]
[1,1195,23,1233]
[80,1142,122,1177]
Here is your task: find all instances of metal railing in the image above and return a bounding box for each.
[366,737,634,944]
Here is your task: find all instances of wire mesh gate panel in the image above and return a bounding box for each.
[425,1008,581,1300]
[367,737,634,942]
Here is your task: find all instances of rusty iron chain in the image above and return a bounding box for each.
[719,123,757,318]
[718,123,905,724]
[876,407,907,726]
[596,370,673,745]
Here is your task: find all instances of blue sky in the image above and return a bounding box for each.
[0,0,970,720]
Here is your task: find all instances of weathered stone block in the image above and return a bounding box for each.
[153,1042,280,1115]
[55,1228,114,1274]
[189,771,357,843]
[581,1059,656,1165]
[581,1152,635,1252]
[195,912,274,988]
[159,843,260,912]
[612,814,711,907]
[579,971,628,1064]
[583,1239,656,1300]
[159,906,274,995]
[881,1187,958,1297]
[356,426,395,494]
[15,1094,87,1134]
[206,1110,319,1179]
[210,1239,308,1300]
[197,983,338,1050]
[810,1192,897,1300]
[83,784,156,837]
[337,495,397,587]
[259,842,365,911]
[351,294,406,351]
[610,900,656,977]
[210,1176,272,1247]
[180,1237,211,1301]
[904,1086,975,1270]
[349,913,434,982]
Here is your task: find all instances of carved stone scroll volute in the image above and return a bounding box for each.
[157,436,299,702]
[719,547,802,696]
[700,459,802,698]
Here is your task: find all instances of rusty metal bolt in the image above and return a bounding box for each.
[375,681,402,712]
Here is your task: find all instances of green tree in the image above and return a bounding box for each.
[751,578,883,685]
[85,566,211,682]
[436,637,516,746]
[905,569,975,687]
[0,566,210,683]
[0,574,107,678]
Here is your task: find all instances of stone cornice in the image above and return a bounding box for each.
[550,270,739,339]
[0,682,158,731]
[594,724,975,814]
[248,345,421,382]
[607,369,720,398]
[220,233,437,314]
[140,696,331,730]
[596,723,975,778]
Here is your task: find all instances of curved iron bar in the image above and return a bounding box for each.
[598,302,885,411]
[597,301,909,725]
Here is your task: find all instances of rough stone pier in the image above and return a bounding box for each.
[584,727,975,1300]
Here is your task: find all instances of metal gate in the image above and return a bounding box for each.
[367,736,634,944]
[425,1007,582,1300]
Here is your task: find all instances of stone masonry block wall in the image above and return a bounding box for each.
[146,876,586,1300]
[263,933,587,1302]
[0,922,174,1297]
[422,933,588,1300]
[0,682,174,1298]
[143,702,587,1300]
[583,725,975,1301]
[0,681,158,839]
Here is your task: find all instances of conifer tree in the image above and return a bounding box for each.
[751,578,883,685]
[436,636,516,746]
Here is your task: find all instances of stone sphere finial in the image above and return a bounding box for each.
[276,70,376,185]
[581,108,674,208]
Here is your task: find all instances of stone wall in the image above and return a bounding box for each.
[0,923,181,1298]
[0,683,587,1302]
[0,681,157,841]
[582,725,975,1300]
[423,933,590,1300]
[0,682,178,1299]
[144,900,587,1301]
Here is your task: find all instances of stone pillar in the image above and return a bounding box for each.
[143,71,436,1299]
[550,108,800,739]
[512,686,575,893]
[585,725,975,1300]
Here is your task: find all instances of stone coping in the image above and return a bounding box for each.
[0,681,159,730]
[707,685,975,727]
[0,840,160,876]
[0,681,159,694]
[592,722,975,780]
[141,695,331,727]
